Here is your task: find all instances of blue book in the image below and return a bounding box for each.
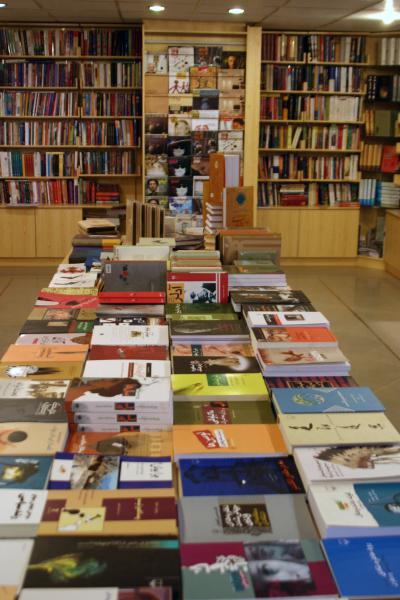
[272,386,385,413]
[0,456,52,489]
[323,536,400,597]
[179,456,304,497]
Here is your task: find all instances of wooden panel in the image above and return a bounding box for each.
[0,209,36,257]
[298,209,359,258]
[384,210,400,277]
[243,25,262,225]
[35,208,82,258]
[256,208,300,258]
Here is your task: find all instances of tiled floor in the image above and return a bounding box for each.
[0,265,399,428]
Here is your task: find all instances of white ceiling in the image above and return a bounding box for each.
[0,0,400,30]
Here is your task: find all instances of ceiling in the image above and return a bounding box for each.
[0,0,400,31]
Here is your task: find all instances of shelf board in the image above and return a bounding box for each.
[0,116,80,120]
[260,119,364,125]
[80,173,141,178]
[81,86,142,91]
[0,145,140,150]
[257,204,360,210]
[261,60,368,67]
[80,116,142,120]
[262,60,306,65]
[258,178,360,183]
[0,86,78,91]
[0,203,126,209]
[261,89,365,96]
[0,174,140,180]
[0,55,142,60]
[258,148,361,153]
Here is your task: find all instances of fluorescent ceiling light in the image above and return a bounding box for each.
[351,0,400,24]
[149,4,165,12]
[228,7,245,15]
[0,3,7,7]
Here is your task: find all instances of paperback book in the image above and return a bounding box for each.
[172,373,268,401]
[82,359,171,378]
[272,386,385,414]
[173,400,276,425]
[66,431,172,457]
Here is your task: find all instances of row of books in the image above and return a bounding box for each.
[0,150,137,177]
[258,154,360,181]
[366,74,400,102]
[259,123,361,151]
[364,108,398,137]
[359,179,400,208]
[378,36,400,66]
[0,27,142,57]
[261,64,363,93]
[0,119,141,147]
[81,91,142,117]
[80,61,142,88]
[260,94,363,122]
[261,32,366,64]
[145,47,246,76]
[360,143,398,173]
[258,181,359,207]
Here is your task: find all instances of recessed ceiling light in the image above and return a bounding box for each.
[149,4,165,12]
[0,3,7,7]
[382,0,399,24]
[228,7,244,15]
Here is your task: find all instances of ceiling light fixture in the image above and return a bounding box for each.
[381,0,399,25]
[228,7,244,15]
[0,3,7,7]
[149,4,165,12]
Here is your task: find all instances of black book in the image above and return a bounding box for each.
[20,320,94,335]
[0,398,67,422]
[24,536,181,598]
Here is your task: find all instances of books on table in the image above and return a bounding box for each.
[172,373,269,401]
[250,326,337,349]
[82,359,171,378]
[169,320,249,342]
[246,311,330,329]
[256,347,351,377]
[271,386,385,414]
[90,324,169,347]
[174,399,276,425]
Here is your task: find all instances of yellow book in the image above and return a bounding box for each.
[172,373,269,401]
[1,345,89,364]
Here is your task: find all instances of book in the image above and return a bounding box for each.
[0,398,67,423]
[278,413,400,452]
[49,453,120,490]
[16,334,92,346]
[99,261,167,304]
[0,379,69,399]
[167,272,228,304]
[322,536,400,598]
[38,488,178,537]
[247,311,330,329]
[0,422,68,455]
[66,431,172,457]
[264,376,358,390]
[272,387,385,414]
[0,539,33,592]
[170,321,249,342]
[178,494,317,543]
[231,290,311,311]
[65,378,172,413]
[0,363,83,380]
[1,345,89,364]
[19,588,172,600]
[172,373,268,401]
[90,325,169,347]
[172,355,260,375]
[23,537,181,593]
[294,444,400,487]
[223,187,254,229]
[181,539,337,599]
[0,489,47,537]
[173,424,287,459]
[172,343,254,357]
[251,326,337,348]
[178,456,304,497]
[166,304,234,317]
[0,456,52,489]
[119,456,173,489]
[88,345,168,360]
[256,347,351,377]
[82,359,171,379]
[19,320,94,335]
[173,400,276,425]
[308,481,400,538]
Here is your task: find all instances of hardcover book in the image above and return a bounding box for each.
[178,456,304,497]
[172,373,268,401]
[38,489,178,537]
[272,386,385,414]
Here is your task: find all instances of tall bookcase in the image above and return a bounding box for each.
[0,24,143,259]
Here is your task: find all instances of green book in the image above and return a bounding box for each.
[173,400,275,425]
[166,303,235,316]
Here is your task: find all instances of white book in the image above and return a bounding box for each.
[0,490,47,537]
[119,457,173,488]
[20,591,120,600]
[0,539,34,591]
[82,359,171,379]
[73,411,172,425]
[57,263,86,273]
[0,379,69,399]
[16,333,89,346]
[90,324,169,347]
[247,311,330,329]
[48,272,98,289]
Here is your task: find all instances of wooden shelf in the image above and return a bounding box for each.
[261,60,368,67]
[260,119,364,125]
[0,145,140,150]
[80,116,142,120]
[0,174,140,180]
[257,204,360,210]
[0,55,142,60]
[258,148,361,154]
[258,178,360,183]
[0,203,126,209]
[81,86,142,91]
[0,116,79,120]
[0,86,78,90]
[80,173,141,178]
[262,60,306,65]
[261,89,365,96]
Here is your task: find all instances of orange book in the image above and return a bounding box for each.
[223,186,254,228]
[172,424,287,459]
[208,152,225,204]
[1,344,89,363]
[66,430,172,457]
[0,362,83,380]
[253,327,337,348]
[38,489,178,537]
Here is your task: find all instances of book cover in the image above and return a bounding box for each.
[0,539,33,591]
[65,378,171,412]
[27,308,96,322]
[0,397,67,422]
[66,431,172,457]
[0,456,52,490]
[170,321,248,340]
[100,261,167,296]
[19,320,94,335]
[88,345,169,360]
[38,489,177,537]
[264,376,358,390]
[0,423,68,455]
[166,304,234,317]
[294,444,400,486]
[173,424,287,459]
[90,325,169,347]
[167,272,228,304]
[35,290,99,310]
[49,453,120,490]
[232,290,310,306]
[82,359,171,379]
[279,413,400,451]
[223,187,254,229]
[258,347,349,367]
[172,355,260,375]
[0,363,83,380]
[272,387,385,414]
[1,345,89,364]
[0,379,69,399]
[172,343,254,357]
[16,334,92,346]
[178,456,304,497]
[0,489,48,537]
[247,311,329,329]
[322,536,400,598]
[20,588,172,600]
[251,327,337,348]
[173,400,276,425]
[172,373,268,401]
[178,494,317,543]
[23,537,181,594]
[119,457,173,489]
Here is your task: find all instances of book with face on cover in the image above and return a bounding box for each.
[65,378,172,413]
[172,373,268,402]
[0,489,48,537]
[82,359,171,379]
[173,400,276,425]
[178,456,304,497]
[178,494,317,544]
[181,539,337,599]
[1,345,89,364]
[167,272,228,304]
[91,325,169,347]
[278,413,400,452]
[23,537,181,593]
[0,423,68,455]
[66,431,172,457]
[293,444,400,488]
[173,424,287,460]
[38,488,178,537]
[0,363,83,381]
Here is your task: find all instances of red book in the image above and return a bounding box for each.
[381,145,399,173]
[88,345,169,360]
[35,291,100,309]
[99,291,166,304]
